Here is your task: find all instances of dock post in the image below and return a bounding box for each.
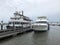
[13,22,15,30]
[1,21,3,30]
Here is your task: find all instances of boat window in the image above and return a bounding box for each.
[15,22,20,24]
[36,21,47,23]
[9,22,12,24]
[9,22,21,24]
[21,22,29,24]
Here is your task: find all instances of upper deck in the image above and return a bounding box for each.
[9,11,31,23]
[35,16,48,23]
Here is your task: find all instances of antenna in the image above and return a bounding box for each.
[22,11,23,16]
[15,7,18,11]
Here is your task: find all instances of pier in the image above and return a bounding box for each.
[49,22,60,26]
[0,22,32,38]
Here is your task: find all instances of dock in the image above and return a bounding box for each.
[49,22,60,26]
[0,29,32,38]
[0,22,32,38]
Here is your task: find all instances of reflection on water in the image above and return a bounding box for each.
[32,32,49,45]
[0,26,60,45]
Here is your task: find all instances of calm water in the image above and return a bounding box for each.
[0,26,60,45]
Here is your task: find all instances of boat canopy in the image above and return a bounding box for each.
[37,16,47,19]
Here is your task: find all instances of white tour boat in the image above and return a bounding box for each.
[6,11,32,32]
[32,16,49,32]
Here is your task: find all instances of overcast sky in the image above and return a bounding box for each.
[0,0,60,22]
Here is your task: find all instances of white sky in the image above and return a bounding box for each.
[0,0,60,22]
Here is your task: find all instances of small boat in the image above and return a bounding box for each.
[32,16,49,32]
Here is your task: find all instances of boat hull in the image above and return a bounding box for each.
[32,24,49,32]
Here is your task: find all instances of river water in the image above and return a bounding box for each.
[0,26,60,45]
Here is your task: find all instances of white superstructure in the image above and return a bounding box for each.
[6,11,31,31]
[32,16,49,31]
